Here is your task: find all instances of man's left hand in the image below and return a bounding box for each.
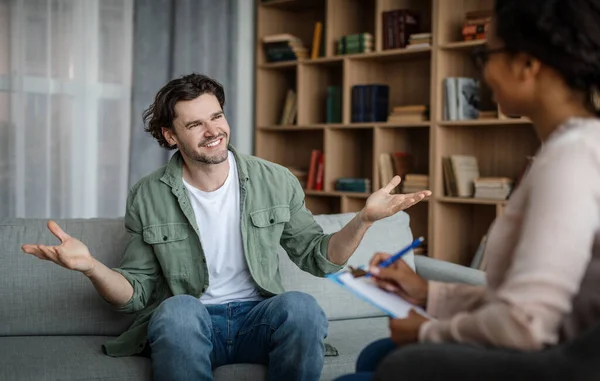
[360,176,431,224]
[389,309,430,346]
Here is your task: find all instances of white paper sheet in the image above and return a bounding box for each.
[333,272,431,319]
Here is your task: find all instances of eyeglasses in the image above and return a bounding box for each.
[471,45,509,70]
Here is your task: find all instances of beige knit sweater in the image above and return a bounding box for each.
[419,117,600,350]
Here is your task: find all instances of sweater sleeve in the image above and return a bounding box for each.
[420,141,600,350]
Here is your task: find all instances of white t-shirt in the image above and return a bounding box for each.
[182,151,263,305]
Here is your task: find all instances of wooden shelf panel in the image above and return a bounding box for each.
[298,60,343,124]
[256,67,297,126]
[254,129,323,171]
[432,202,496,266]
[324,128,374,192]
[437,118,532,126]
[439,39,486,50]
[437,196,506,206]
[259,61,299,69]
[345,47,431,62]
[305,194,341,215]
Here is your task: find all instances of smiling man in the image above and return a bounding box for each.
[22,73,430,381]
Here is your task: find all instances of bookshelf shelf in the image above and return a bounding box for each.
[439,40,486,50]
[437,196,506,206]
[437,118,533,126]
[258,61,298,69]
[347,47,432,62]
[254,0,541,265]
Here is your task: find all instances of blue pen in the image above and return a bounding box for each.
[365,236,424,277]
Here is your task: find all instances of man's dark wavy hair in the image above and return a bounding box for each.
[142,73,226,149]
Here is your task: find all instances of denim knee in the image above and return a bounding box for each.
[148,294,210,339]
[276,291,328,330]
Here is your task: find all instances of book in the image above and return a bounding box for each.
[327,271,430,319]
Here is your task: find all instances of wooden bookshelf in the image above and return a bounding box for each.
[253,0,540,266]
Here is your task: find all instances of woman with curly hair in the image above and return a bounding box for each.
[336,0,600,380]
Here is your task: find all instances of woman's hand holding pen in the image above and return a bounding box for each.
[368,252,429,307]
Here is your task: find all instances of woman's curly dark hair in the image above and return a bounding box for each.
[494,0,600,115]
[142,73,226,149]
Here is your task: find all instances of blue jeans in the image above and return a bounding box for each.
[334,338,397,381]
[147,291,328,381]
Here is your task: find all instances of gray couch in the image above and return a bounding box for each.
[0,211,485,381]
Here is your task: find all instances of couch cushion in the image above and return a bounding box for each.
[0,218,135,336]
[1,212,415,335]
[0,316,389,381]
[278,212,416,320]
[0,336,152,381]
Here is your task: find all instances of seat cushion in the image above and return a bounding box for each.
[0,317,390,381]
[0,336,151,381]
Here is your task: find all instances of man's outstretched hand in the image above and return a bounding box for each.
[360,176,431,224]
[22,220,96,276]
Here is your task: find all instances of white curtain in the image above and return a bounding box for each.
[0,0,133,219]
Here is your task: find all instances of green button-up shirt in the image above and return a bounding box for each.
[102,145,343,357]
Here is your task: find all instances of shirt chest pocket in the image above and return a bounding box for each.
[249,205,290,251]
[142,223,191,277]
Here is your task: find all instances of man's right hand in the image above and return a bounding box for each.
[22,220,97,276]
[369,252,429,307]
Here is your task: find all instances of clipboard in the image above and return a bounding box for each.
[326,270,431,319]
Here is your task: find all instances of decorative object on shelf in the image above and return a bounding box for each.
[402,174,429,193]
[462,10,492,41]
[336,33,373,55]
[351,84,389,123]
[335,178,371,193]
[473,177,513,200]
[407,33,432,49]
[263,33,308,62]
[443,77,480,120]
[442,155,480,197]
[306,150,324,191]
[326,86,342,123]
[381,9,421,50]
[310,21,323,59]
[279,89,297,125]
[387,104,428,123]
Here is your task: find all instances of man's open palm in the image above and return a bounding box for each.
[22,220,95,275]
[362,176,431,223]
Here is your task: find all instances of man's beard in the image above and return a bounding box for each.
[179,134,228,165]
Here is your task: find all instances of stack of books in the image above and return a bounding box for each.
[335,178,371,193]
[381,9,421,49]
[387,104,428,123]
[263,34,308,62]
[407,33,431,49]
[402,174,429,193]
[473,177,513,200]
[336,33,373,55]
[462,10,492,41]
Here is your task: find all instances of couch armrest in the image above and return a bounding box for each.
[414,255,486,286]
